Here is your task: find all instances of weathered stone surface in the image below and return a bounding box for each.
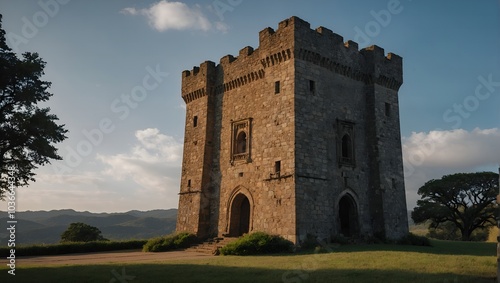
[176,16,408,243]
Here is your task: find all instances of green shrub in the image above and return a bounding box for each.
[397,233,432,246]
[220,232,293,255]
[142,237,172,252]
[173,232,198,248]
[300,234,319,249]
[0,240,147,257]
[142,232,198,252]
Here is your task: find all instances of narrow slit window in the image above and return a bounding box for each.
[275,81,280,94]
[187,179,191,187]
[193,116,198,127]
[275,161,281,174]
[309,80,315,94]
[337,120,355,167]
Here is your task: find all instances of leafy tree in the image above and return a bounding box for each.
[427,220,490,241]
[0,14,67,198]
[60,222,108,243]
[412,172,499,241]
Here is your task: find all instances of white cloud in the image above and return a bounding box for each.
[120,7,138,16]
[121,1,225,32]
[402,128,500,209]
[18,128,183,211]
[97,128,182,197]
[135,128,182,162]
[214,21,230,33]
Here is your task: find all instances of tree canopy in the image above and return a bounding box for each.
[60,222,108,243]
[412,172,499,241]
[0,14,67,198]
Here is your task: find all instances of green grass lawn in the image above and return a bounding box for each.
[0,240,496,283]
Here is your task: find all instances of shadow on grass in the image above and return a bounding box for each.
[292,240,496,257]
[0,263,493,283]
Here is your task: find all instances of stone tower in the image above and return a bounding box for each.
[176,16,408,243]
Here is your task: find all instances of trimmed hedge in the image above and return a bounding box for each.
[142,232,198,252]
[220,232,294,255]
[0,240,147,257]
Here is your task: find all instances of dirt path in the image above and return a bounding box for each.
[18,250,212,266]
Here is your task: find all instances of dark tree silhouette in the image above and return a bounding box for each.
[412,172,499,241]
[60,222,108,243]
[0,14,67,198]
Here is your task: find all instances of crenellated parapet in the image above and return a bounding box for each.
[360,46,403,90]
[286,16,402,90]
[182,46,270,103]
[182,61,216,103]
[181,16,403,104]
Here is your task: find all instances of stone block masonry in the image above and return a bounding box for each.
[176,16,408,243]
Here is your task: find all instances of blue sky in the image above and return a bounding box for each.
[1,0,499,212]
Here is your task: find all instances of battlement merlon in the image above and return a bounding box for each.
[181,61,217,103]
[182,60,217,79]
[360,45,403,90]
[258,16,311,47]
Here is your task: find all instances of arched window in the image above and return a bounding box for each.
[341,134,353,161]
[337,120,355,166]
[230,118,252,164]
[236,131,247,154]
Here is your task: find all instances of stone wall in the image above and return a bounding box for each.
[212,20,298,242]
[176,62,216,237]
[176,16,408,243]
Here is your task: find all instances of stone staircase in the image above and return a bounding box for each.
[185,237,237,255]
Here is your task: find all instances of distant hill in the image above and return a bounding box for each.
[0,209,177,245]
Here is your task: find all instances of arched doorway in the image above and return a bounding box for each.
[338,194,359,237]
[229,193,250,236]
